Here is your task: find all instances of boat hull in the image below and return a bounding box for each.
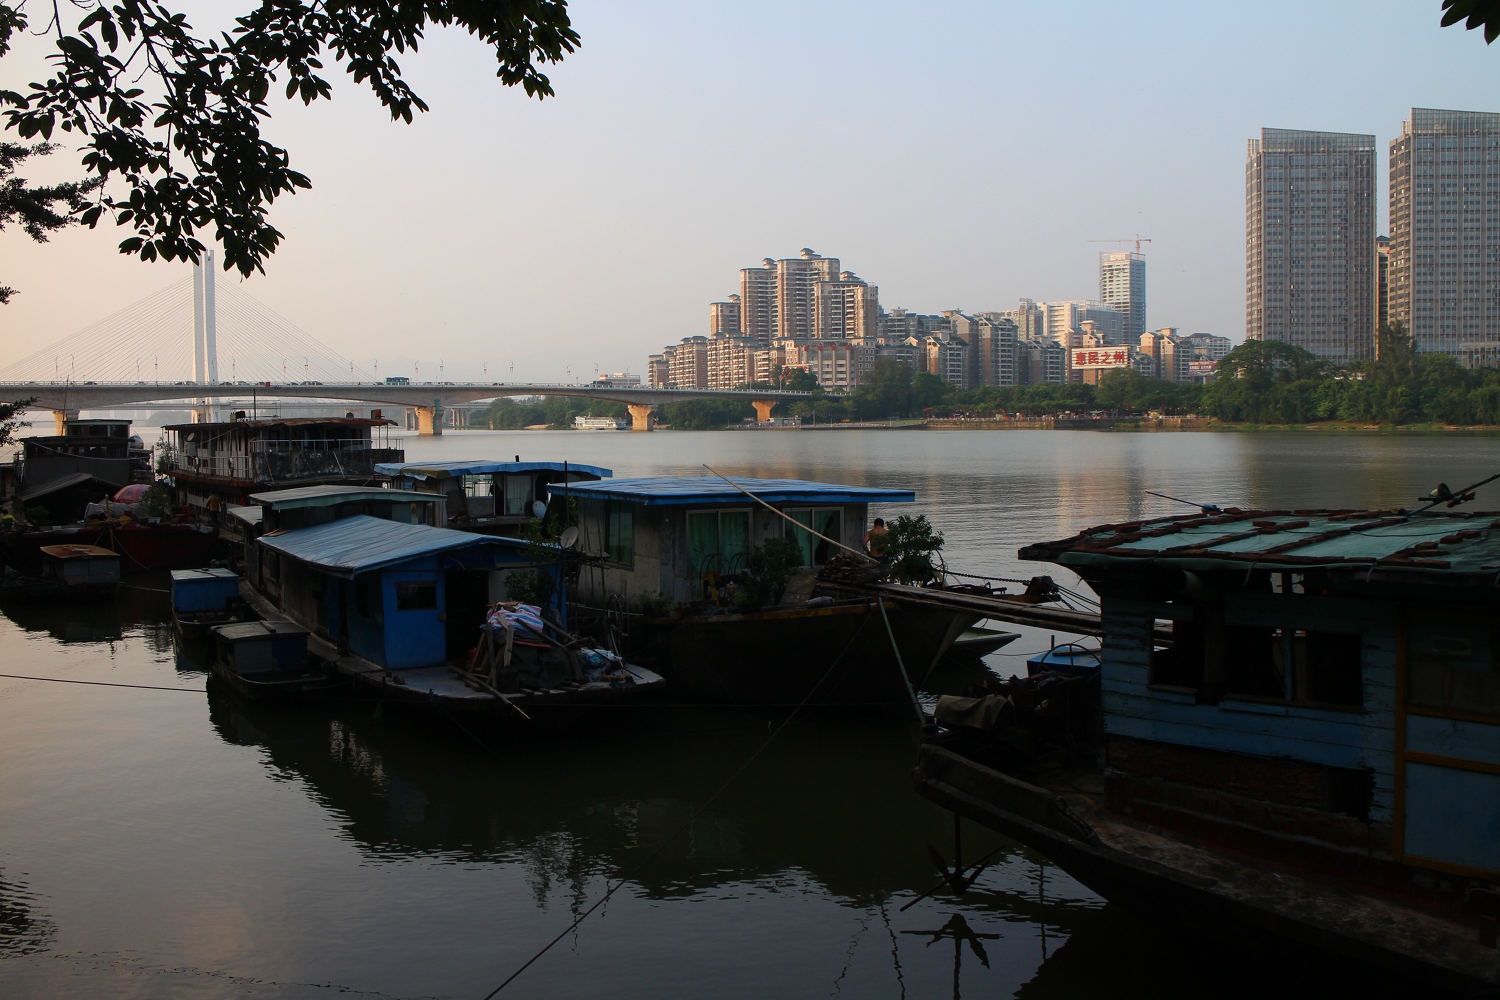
[0,522,216,574]
[914,744,1499,993]
[641,599,975,709]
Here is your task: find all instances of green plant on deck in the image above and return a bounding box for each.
[637,591,673,617]
[883,514,944,585]
[734,536,804,609]
[24,504,50,526]
[137,483,174,518]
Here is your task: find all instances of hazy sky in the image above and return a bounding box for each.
[2,1,1497,381]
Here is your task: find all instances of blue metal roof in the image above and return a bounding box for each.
[374,460,612,480]
[249,485,443,509]
[546,476,916,506]
[259,515,534,576]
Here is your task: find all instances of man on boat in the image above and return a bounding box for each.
[863,518,890,560]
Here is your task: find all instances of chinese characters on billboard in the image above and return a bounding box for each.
[1071,348,1131,369]
[1186,359,1218,377]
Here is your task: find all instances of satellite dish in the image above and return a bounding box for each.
[559,526,580,549]
[531,500,548,519]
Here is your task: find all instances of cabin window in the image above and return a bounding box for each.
[688,510,750,575]
[1152,617,1206,690]
[503,476,532,516]
[1224,627,1363,708]
[606,500,634,565]
[395,580,438,611]
[1407,615,1500,717]
[783,508,843,566]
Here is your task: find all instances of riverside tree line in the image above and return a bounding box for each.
[485,325,1500,430]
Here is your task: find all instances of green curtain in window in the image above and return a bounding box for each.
[688,512,720,575]
[720,511,750,571]
[812,509,842,565]
[784,509,814,566]
[607,501,634,564]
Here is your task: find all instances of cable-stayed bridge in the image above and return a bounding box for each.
[0,262,810,433]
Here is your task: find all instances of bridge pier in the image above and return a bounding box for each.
[627,404,655,432]
[52,409,79,434]
[752,400,776,423]
[414,404,443,436]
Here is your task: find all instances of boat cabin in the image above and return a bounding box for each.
[232,485,446,583]
[1019,507,1500,885]
[160,417,404,515]
[19,418,151,495]
[39,543,121,592]
[552,477,915,610]
[211,620,310,676]
[375,460,611,535]
[256,515,564,669]
[170,567,241,614]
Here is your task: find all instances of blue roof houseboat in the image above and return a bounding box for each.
[246,512,663,714]
[551,476,980,709]
[916,505,1500,990]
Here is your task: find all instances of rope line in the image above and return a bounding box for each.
[0,672,205,693]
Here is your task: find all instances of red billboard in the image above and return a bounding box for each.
[1071,348,1131,369]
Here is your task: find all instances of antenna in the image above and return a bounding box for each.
[1409,472,1500,515]
[1089,234,1153,253]
[1146,489,1220,515]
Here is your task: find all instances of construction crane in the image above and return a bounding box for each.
[1089,235,1152,253]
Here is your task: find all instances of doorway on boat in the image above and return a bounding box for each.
[784,508,842,566]
[444,570,491,663]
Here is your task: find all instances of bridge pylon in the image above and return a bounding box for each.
[751,400,777,424]
[627,404,655,432]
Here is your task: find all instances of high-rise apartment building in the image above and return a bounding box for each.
[998,299,1046,342]
[1041,300,1124,348]
[776,249,842,340]
[967,316,1020,387]
[709,295,741,335]
[739,261,779,347]
[815,272,878,339]
[1245,127,1376,363]
[1099,252,1146,342]
[1388,108,1500,366]
[1376,235,1390,334]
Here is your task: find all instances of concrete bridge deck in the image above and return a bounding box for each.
[0,382,816,434]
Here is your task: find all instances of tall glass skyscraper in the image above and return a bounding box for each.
[1388,108,1500,366]
[1099,251,1146,344]
[1245,127,1376,363]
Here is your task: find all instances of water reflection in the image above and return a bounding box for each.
[0,575,173,651]
[203,682,1094,911]
[0,872,54,958]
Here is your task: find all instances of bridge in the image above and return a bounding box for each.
[0,380,813,433]
[0,260,812,433]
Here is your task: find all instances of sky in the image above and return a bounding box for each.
[2,1,1498,381]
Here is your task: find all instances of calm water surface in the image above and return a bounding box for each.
[1,429,1494,998]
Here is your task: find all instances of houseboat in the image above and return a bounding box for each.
[158,416,403,522]
[374,459,611,535]
[171,567,249,639]
[206,619,342,700]
[552,476,979,710]
[0,543,121,602]
[7,417,152,525]
[914,505,1500,991]
[240,510,662,715]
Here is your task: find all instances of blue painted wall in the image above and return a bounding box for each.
[381,560,445,669]
[1101,593,1399,824]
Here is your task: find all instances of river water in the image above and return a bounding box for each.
[1,428,1493,999]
